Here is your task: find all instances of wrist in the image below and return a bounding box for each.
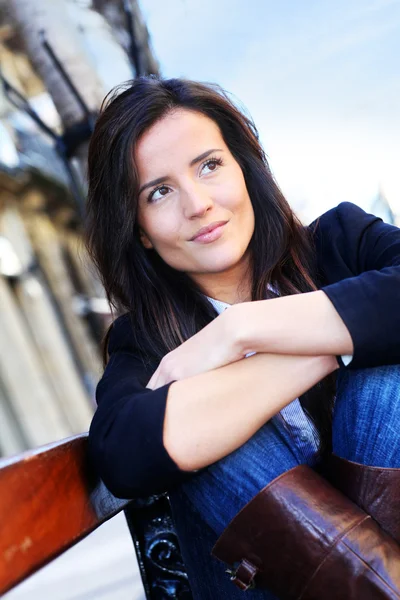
[229,301,258,357]
[330,355,341,371]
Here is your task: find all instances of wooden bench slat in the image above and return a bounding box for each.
[0,433,131,595]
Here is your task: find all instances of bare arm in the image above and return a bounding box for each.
[234,291,354,357]
[163,352,338,471]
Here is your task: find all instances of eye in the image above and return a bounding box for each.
[147,184,171,203]
[200,157,224,175]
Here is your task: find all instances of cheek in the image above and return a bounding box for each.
[227,184,254,223]
[142,211,182,249]
[220,168,250,209]
[232,185,255,236]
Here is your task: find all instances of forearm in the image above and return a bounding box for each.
[235,290,354,357]
[163,352,338,471]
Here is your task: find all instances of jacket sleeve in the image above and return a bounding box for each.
[318,202,400,369]
[88,317,194,499]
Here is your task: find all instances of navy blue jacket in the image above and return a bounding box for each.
[88,202,400,498]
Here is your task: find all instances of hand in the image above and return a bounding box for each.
[146,305,245,390]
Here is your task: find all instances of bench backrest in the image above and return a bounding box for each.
[0,433,193,599]
[0,433,129,595]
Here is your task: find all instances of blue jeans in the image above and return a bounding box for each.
[168,364,400,599]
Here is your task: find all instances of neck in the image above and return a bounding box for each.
[191,252,252,305]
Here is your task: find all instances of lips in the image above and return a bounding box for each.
[190,221,228,241]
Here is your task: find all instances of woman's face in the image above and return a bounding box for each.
[135,109,255,283]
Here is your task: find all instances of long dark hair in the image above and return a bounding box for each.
[85,75,336,457]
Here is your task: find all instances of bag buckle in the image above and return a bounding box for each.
[225,558,258,591]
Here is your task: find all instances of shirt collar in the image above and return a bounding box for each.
[206,283,279,315]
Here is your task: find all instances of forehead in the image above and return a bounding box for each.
[135,109,225,176]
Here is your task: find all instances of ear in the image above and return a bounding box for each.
[139,228,153,250]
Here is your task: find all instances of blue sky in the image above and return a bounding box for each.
[138,0,400,222]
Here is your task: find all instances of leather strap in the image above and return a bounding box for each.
[227,558,258,591]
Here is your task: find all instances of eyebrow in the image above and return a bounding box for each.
[138,148,223,196]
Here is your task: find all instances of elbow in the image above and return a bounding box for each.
[89,441,166,499]
[88,423,161,499]
[88,382,197,498]
[88,417,190,499]
[88,429,138,499]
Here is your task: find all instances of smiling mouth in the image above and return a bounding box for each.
[190,221,228,244]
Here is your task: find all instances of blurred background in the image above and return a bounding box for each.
[0,0,399,598]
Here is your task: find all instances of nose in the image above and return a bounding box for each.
[181,180,214,219]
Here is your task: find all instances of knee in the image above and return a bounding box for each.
[333,363,400,451]
[336,363,400,402]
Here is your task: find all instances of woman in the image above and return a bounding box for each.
[85,75,400,599]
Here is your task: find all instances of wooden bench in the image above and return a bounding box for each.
[0,433,193,599]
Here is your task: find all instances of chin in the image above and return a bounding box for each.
[200,249,248,273]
